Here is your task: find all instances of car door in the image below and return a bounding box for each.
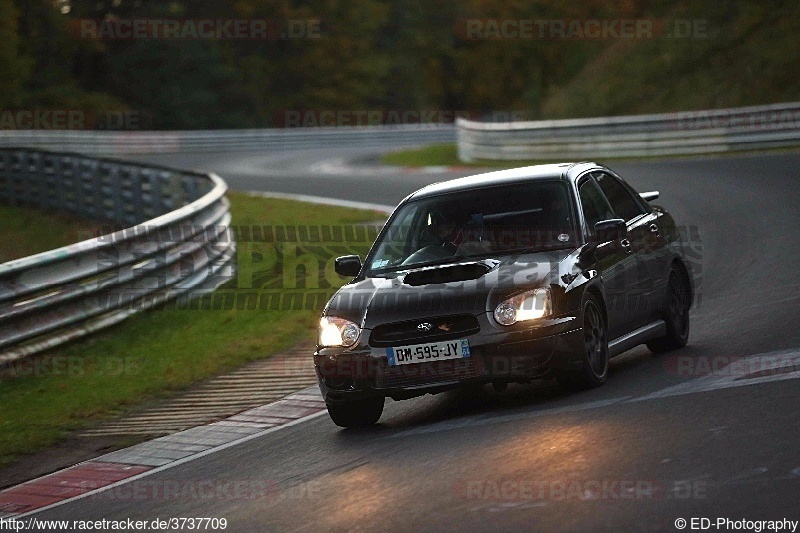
[606,171,672,322]
[592,171,661,329]
[577,174,639,340]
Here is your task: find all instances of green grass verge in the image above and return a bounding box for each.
[380,143,581,169]
[0,193,382,468]
[380,144,466,167]
[0,206,99,263]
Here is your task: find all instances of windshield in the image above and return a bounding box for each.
[366,181,577,274]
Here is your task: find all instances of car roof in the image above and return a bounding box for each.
[407,162,601,201]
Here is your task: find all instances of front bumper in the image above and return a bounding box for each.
[314,313,582,403]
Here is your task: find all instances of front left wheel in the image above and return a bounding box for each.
[326,396,385,428]
[557,294,609,390]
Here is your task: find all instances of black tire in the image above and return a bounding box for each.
[557,294,609,391]
[647,267,691,353]
[326,396,385,428]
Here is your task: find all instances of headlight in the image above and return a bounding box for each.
[493,287,552,326]
[318,316,361,347]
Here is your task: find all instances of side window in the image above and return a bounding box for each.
[594,172,645,222]
[579,178,614,235]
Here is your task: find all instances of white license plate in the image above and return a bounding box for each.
[384,339,471,366]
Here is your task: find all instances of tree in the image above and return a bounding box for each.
[0,0,32,108]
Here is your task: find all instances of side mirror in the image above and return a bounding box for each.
[334,255,362,277]
[594,218,627,244]
[640,191,659,202]
[579,219,627,263]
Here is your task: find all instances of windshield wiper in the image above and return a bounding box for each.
[505,243,574,254]
[368,256,458,275]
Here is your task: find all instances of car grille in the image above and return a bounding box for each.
[369,314,480,347]
[381,356,487,389]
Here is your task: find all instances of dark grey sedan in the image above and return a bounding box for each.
[314,162,693,427]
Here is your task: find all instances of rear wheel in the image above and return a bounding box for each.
[647,267,691,353]
[326,396,385,428]
[558,294,608,391]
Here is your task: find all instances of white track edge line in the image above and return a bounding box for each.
[244,191,393,215]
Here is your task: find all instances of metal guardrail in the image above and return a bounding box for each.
[0,148,236,364]
[457,102,800,161]
[0,124,456,156]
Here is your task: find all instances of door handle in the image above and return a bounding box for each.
[620,238,632,252]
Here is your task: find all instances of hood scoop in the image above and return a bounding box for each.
[402,260,497,286]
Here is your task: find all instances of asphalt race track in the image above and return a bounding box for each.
[29,149,800,531]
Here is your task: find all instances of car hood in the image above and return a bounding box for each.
[324,249,575,328]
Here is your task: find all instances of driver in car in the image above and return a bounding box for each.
[428,211,461,249]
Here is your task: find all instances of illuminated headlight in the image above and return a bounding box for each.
[318,316,361,347]
[493,287,552,326]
